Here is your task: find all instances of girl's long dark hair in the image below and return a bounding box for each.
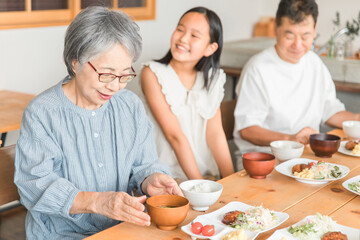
[156,7,223,90]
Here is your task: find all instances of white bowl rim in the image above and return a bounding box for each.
[270,140,304,149]
[179,179,223,193]
[343,120,360,127]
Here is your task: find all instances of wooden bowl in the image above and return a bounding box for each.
[146,195,189,230]
[309,133,341,158]
[242,152,276,179]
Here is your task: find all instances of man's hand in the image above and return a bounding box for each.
[292,127,319,145]
[141,173,184,197]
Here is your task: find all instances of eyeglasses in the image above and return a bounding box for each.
[88,62,136,83]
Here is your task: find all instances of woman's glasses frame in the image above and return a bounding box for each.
[88,62,136,83]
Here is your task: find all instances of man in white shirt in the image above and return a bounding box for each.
[233,0,360,161]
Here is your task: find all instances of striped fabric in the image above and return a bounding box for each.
[14,77,170,239]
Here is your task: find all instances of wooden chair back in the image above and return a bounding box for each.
[0,145,19,206]
[220,100,237,141]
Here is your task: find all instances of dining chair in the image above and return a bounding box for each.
[0,145,26,240]
[220,99,236,141]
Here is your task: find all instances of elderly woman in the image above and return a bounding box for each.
[14,6,182,239]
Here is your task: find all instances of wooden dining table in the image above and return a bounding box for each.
[85,129,360,240]
[0,90,34,147]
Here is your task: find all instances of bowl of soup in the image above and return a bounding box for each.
[146,195,189,230]
[242,152,276,179]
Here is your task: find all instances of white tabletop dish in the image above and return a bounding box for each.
[179,179,223,211]
[338,141,360,157]
[343,120,360,139]
[270,140,304,161]
[342,175,360,196]
[275,158,349,184]
[267,215,360,240]
[181,201,289,240]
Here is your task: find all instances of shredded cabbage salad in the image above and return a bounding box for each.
[348,180,360,193]
[288,213,339,240]
[308,162,342,179]
[231,206,278,231]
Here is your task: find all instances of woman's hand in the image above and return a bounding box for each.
[71,191,150,226]
[94,192,150,226]
[141,173,184,197]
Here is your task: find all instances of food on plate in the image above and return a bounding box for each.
[294,168,314,179]
[288,213,346,240]
[223,206,278,231]
[348,180,360,193]
[321,231,348,240]
[222,210,244,225]
[292,161,342,180]
[221,229,248,240]
[344,140,360,155]
[201,224,215,237]
[190,222,215,237]
[190,221,203,234]
[292,163,310,174]
[345,140,357,150]
[351,143,360,156]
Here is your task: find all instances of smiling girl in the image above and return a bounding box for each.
[141,7,234,180]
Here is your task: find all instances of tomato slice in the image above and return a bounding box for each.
[202,225,215,236]
[190,222,203,234]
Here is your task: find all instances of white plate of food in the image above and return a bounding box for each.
[267,213,360,240]
[338,140,360,157]
[275,158,349,185]
[342,175,360,196]
[181,201,289,240]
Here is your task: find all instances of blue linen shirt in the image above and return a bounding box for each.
[14,77,170,239]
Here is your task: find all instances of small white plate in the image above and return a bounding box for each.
[181,201,289,240]
[275,158,349,184]
[267,215,360,240]
[338,141,360,157]
[342,175,360,196]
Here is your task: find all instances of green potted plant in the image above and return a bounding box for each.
[332,11,360,57]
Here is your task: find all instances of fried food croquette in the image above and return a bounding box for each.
[222,210,243,225]
[291,164,309,174]
[321,231,348,240]
[345,141,357,151]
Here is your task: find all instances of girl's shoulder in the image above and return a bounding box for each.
[142,60,169,73]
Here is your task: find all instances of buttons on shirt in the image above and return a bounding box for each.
[91,112,96,116]
[94,133,99,138]
[98,162,103,168]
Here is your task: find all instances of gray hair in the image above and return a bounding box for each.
[63,6,142,77]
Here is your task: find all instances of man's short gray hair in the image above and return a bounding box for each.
[63,6,142,77]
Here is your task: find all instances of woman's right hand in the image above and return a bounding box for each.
[94,192,150,226]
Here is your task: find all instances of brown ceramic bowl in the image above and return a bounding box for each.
[242,152,276,179]
[146,195,189,230]
[309,133,341,158]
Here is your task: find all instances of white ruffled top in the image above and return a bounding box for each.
[140,61,226,180]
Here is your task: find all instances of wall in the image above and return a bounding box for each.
[1,0,359,145]
[0,0,262,145]
[260,0,360,51]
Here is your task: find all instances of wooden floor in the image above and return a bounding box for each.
[0,206,26,240]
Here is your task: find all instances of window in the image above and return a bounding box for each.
[0,0,155,30]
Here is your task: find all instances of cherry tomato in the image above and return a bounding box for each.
[309,162,315,167]
[202,225,215,236]
[190,222,203,234]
